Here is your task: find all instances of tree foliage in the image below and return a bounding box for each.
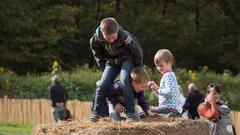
[0,0,239,74]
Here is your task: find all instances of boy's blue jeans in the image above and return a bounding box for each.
[92,59,137,119]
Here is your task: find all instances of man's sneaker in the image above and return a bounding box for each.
[89,114,100,123]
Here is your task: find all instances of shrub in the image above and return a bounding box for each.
[0,65,240,110]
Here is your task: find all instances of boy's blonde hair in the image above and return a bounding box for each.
[131,67,150,83]
[154,49,173,65]
[100,17,119,35]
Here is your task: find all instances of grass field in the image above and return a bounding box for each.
[0,123,33,135]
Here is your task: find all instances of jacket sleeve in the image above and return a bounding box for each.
[106,82,121,106]
[90,36,106,71]
[107,95,119,106]
[122,30,143,66]
[183,95,192,112]
[137,92,150,114]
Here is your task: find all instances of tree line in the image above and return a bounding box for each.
[0,0,239,74]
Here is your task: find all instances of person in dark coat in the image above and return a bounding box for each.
[49,75,69,122]
[182,83,204,119]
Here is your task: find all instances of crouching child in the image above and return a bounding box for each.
[107,67,157,121]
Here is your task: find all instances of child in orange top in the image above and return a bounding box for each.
[198,84,235,135]
[198,85,219,121]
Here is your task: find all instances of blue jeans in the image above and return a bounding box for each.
[108,101,140,121]
[92,59,136,119]
[51,106,65,122]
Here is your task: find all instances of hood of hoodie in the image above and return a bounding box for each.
[95,26,105,41]
[217,101,231,116]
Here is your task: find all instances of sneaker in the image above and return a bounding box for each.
[89,114,100,123]
[120,117,126,121]
[126,112,140,121]
[167,112,181,118]
[139,112,147,119]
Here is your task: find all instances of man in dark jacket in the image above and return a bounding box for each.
[183,83,204,119]
[90,17,143,122]
[49,75,68,122]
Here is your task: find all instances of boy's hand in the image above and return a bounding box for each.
[148,81,159,92]
[115,103,124,113]
[147,110,157,117]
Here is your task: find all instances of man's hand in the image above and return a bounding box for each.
[115,103,124,113]
[148,81,159,92]
[147,110,157,116]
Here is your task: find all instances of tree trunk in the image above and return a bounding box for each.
[236,0,240,73]
[237,25,240,73]
[162,3,168,15]
[96,0,101,20]
[115,0,121,16]
[195,0,200,33]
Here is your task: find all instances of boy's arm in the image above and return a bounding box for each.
[136,92,150,114]
[106,82,122,106]
[122,30,143,66]
[148,81,159,95]
[107,95,119,106]
[90,36,106,71]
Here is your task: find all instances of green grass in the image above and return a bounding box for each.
[0,123,33,135]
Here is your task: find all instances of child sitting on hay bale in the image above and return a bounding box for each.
[148,49,183,117]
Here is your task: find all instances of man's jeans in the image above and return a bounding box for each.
[51,106,65,122]
[108,102,140,121]
[92,59,137,119]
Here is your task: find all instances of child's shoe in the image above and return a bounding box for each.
[89,114,100,123]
